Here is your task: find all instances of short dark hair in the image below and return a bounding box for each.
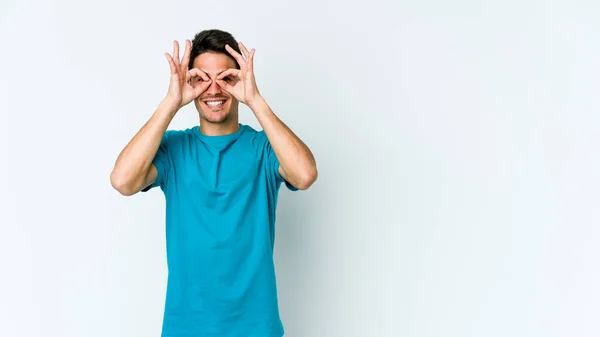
[189,29,242,70]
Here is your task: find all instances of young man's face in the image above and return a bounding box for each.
[192,52,239,124]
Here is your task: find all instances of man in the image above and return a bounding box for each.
[110,29,317,337]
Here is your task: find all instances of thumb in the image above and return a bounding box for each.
[215,79,234,94]
[193,81,212,98]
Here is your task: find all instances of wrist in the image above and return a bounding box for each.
[247,95,267,112]
[159,98,180,117]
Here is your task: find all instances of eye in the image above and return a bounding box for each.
[223,76,232,82]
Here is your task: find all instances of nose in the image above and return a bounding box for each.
[206,78,222,95]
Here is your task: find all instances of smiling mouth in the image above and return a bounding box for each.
[203,99,227,109]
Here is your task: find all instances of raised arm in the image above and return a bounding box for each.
[110,40,212,195]
[251,98,317,190]
[216,42,318,190]
[110,99,177,196]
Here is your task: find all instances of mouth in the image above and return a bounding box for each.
[203,98,228,110]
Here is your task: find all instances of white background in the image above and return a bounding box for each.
[1,0,599,336]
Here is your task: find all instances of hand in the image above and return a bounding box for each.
[216,42,262,107]
[164,40,212,110]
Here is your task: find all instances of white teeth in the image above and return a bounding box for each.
[206,100,225,106]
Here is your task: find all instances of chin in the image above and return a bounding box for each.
[203,111,231,123]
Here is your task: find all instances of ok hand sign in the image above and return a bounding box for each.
[164,40,212,110]
[215,42,262,107]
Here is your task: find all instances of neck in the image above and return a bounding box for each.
[199,115,240,136]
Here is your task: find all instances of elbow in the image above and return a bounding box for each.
[110,170,137,196]
[295,166,318,190]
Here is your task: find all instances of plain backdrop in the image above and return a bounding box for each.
[1,0,599,336]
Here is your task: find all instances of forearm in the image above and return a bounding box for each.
[110,99,178,194]
[250,96,317,189]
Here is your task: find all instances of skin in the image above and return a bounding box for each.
[191,52,240,135]
[110,39,317,195]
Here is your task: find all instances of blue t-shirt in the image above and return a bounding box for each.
[142,123,297,337]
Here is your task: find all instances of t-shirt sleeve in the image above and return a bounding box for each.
[141,131,172,192]
[261,132,298,192]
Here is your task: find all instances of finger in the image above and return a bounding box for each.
[225,44,246,67]
[189,68,210,82]
[215,79,234,94]
[185,69,194,83]
[247,48,255,71]
[238,42,251,60]
[181,39,191,69]
[188,69,212,94]
[216,68,240,80]
[173,41,180,68]
[165,53,177,74]
[194,79,213,97]
[238,43,256,75]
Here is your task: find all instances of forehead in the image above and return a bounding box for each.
[192,52,237,75]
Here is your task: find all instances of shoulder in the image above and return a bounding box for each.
[240,124,270,144]
[162,128,194,145]
[240,123,259,137]
[237,124,265,146]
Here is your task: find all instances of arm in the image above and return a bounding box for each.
[216,42,318,190]
[250,97,317,190]
[110,40,211,196]
[110,99,177,196]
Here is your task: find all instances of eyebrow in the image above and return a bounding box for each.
[198,69,228,78]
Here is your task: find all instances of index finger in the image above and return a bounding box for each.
[216,68,240,79]
[188,68,210,82]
